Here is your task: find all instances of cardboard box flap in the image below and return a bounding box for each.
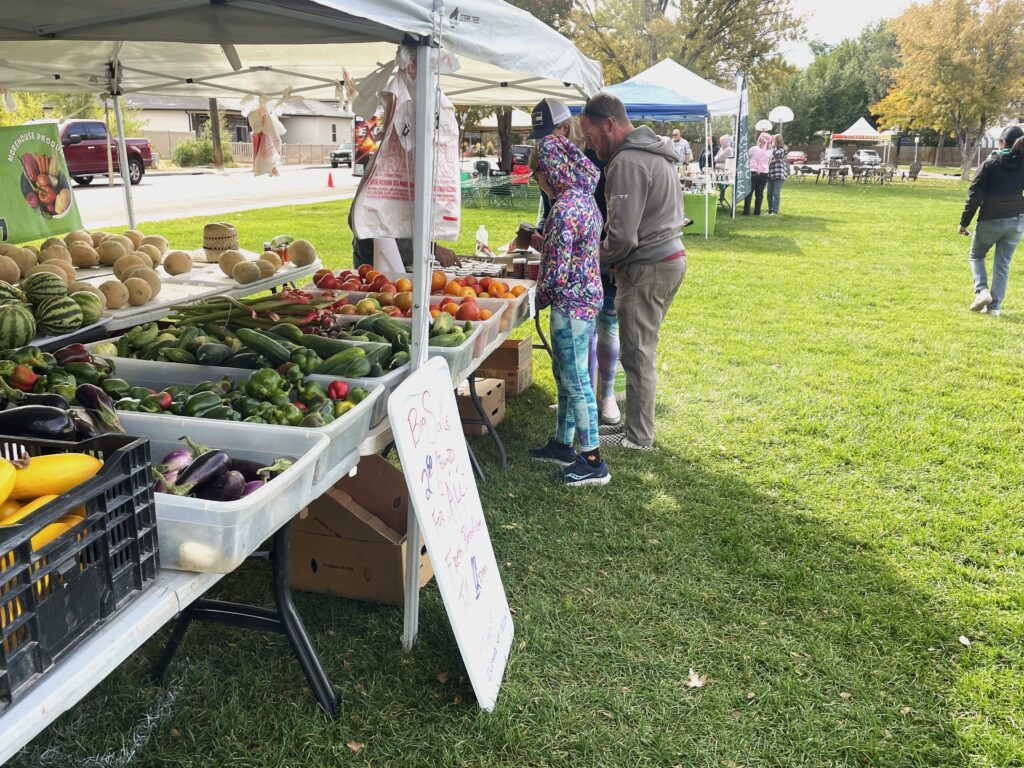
[293,487,403,545]
[335,455,409,533]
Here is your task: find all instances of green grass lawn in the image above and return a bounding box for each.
[12,178,1024,767]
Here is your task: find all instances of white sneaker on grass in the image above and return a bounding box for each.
[601,431,653,451]
[970,289,993,312]
[599,396,621,425]
[985,307,1001,317]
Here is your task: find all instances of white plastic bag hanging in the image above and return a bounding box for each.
[351,46,461,241]
[241,95,286,177]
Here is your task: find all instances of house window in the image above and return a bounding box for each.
[235,126,250,142]
[331,123,337,142]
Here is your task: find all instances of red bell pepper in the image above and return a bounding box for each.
[328,380,349,400]
[54,343,91,366]
[9,364,38,392]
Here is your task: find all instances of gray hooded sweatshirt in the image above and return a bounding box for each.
[600,126,684,268]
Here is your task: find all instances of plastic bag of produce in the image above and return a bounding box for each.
[242,96,285,177]
[350,45,461,242]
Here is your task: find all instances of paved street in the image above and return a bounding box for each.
[73,165,359,228]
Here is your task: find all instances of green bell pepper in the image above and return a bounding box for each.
[202,404,241,421]
[289,348,322,375]
[271,402,304,426]
[184,391,223,417]
[116,397,142,412]
[9,346,47,370]
[246,368,288,401]
[345,387,369,404]
[61,362,103,386]
[296,379,327,406]
[101,377,132,399]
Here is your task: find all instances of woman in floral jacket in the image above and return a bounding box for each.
[528,132,610,486]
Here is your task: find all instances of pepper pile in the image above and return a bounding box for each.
[114,369,369,428]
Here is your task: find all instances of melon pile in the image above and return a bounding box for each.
[0,273,104,345]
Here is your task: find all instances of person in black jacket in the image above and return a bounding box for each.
[960,125,1024,316]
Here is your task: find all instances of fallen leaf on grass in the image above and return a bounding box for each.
[958,635,971,647]
[599,709,614,719]
[170,728,180,738]
[839,691,853,700]
[685,669,707,689]
[343,659,351,671]
[347,741,364,753]
[746,692,756,701]
[438,672,449,684]
[900,706,912,715]
[501,523,520,530]
[454,694,463,705]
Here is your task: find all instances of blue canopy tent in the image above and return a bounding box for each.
[570,79,715,237]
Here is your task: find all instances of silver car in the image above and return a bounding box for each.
[852,149,881,166]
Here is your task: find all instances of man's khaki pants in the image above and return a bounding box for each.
[614,256,686,446]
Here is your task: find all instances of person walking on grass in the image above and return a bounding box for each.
[527,133,610,487]
[767,134,789,215]
[960,125,1024,317]
[743,132,771,216]
[579,93,686,452]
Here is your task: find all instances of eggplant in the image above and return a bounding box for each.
[157,448,194,474]
[0,405,76,440]
[21,393,69,410]
[75,383,123,433]
[153,449,230,497]
[70,409,98,440]
[154,469,179,493]
[196,470,245,502]
[242,480,265,497]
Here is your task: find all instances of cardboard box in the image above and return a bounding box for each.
[456,378,506,436]
[290,455,433,605]
[477,336,534,396]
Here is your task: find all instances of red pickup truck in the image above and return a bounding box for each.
[55,119,155,186]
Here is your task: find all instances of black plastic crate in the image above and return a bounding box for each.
[0,433,159,712]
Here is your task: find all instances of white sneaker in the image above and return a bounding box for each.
[985,307,1001,317]
[602,431,653,451]
[970,289,993,312]
[599,396,621,424]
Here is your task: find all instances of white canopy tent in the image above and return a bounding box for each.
[830,117,896,163]
[628,58,739,116]
[472,107,532,129]
[0,0,601,649]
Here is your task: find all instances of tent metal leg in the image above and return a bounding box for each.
[533,312,552,359]
[467,443,485,481]
[150,521,339,714]
[463,373,507,469]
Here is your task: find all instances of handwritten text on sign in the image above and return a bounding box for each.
[388,357,514,711]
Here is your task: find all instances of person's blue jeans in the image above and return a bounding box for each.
[970,214,1024,310]
[550,309,599,452]
[766,178,784,214]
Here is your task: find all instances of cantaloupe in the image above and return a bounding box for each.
[163,251,192,276]
[255,259,275,279]
[40,244,71,264]
[139,235,169,254]
[8,249,37,278]
[218,250,245,277]
[99,280,128,309]
[0,256,20,285]
[123,277,152,306]
[288,239,317,266]
[122,230,144,248]
[64,230,92,247]
[259,251,282,272]
[68,281,103,299]
[69,243,99,268]
[123,267,161,298]
[113,254,147,280]
[232,261,261,284]
[23,264,69,283]
[136,244,162,267]
[97,240,126,266]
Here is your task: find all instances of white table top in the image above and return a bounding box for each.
[0,569,223,765]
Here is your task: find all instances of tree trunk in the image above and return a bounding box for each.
[496,107,513,172]
[959,122,984,181]
[209,98,224,169]
[933,132,945,166]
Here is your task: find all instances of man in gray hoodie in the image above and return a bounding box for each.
[580,93,686,450]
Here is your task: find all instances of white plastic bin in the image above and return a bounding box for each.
[117,413,329,573]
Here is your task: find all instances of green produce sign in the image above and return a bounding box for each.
[0,124,82,244]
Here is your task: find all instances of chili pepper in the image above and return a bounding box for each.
[101,378,132,399]
[9,364,38,392]
[184,391,224,417]
[54,343,91,366]
[10,346,48,370]
[116,397,142,412]
[276,362,305,386]
[333,400,356,418]
[141,392,173,412]
[271,403,304,426]
[345,387,369,405]
[246,368,288,401]
[327,380,349,400]
[129,386,157,400]
[62,362,103,386]
[296,379,326,406]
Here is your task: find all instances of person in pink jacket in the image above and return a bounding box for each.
[743,131,772,215]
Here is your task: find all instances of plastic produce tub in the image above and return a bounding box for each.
[116,414,329,573]
[85,361,382,489]
[88,338,404,427]
[0,433,160,712]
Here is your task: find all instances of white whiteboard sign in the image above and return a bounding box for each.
[388,357,514,711]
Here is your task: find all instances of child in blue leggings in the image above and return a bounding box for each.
[526,132,610,486]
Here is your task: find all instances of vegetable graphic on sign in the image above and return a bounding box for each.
[19,151,72,219]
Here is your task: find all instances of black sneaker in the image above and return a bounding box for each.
[599,421,625,436]
[561,457,611,487]
[528,439,577,467]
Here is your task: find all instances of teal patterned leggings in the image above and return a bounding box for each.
[550,309,599,451]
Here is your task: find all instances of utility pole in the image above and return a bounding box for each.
[209,98,224,168]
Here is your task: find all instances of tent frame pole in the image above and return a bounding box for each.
[108,57,137,229]
[403,38,436,651]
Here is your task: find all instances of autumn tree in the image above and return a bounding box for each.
[569,0,804,84]
[873,0,1024,179]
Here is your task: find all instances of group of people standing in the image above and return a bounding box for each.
[743,132,790,216]
[524,94,686,486]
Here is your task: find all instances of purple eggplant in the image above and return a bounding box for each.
[21,393,70,410]
[70,409,98,440]
[154,470,179,493]
[228,456,292,482]
[157,448,194,474]
[75,383,123,433]
[181,436,211,456]
[196,470,245,502]
[0,405,76,440]
[153,449,230,497]
[242,480,265,497]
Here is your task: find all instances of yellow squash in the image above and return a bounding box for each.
[0,498,21,519]
[0,495,58,526]
[0,460,14,506]
[10,454,102,501]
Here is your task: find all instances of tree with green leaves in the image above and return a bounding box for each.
[873,0,1024,179]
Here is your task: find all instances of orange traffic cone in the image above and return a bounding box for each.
[327,173,334,188]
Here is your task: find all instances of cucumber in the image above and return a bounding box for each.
[270,323,304,343]
[235,327,290,366]
[368,362,384,378]
[313,346,366,375]
[223,351,264,369]
[195,342,235,366]
[299,333,354,358]
[388,351,410,369]
[177,325,202,350]
[429,331,466,347]
[161,347,198,364]
[344,357,373,378]
[432,312,454,336]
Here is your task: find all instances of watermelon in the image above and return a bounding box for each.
[0,281,26,305]
[0,302,36,347]
[21,272,67,305]
[69,291,103,325]
[36,295,83,336]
